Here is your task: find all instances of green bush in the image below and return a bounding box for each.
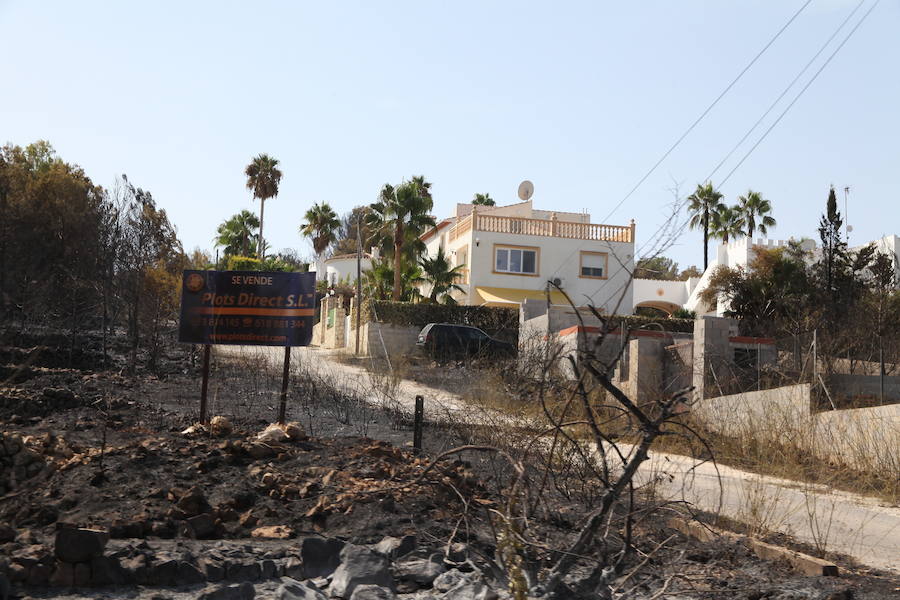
[367,301,519,340]
[611,314,694,334]
[226,255,298,272]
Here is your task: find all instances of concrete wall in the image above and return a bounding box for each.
[633,278,695,313]
[693,383,900,473]
[364,322,421,360]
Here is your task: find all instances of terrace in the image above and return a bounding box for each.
[448,209,634,243]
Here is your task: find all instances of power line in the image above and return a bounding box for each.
[597,0,814,226]
[704,0,867,184]
[716,0,881,188]
[633,0,881,266]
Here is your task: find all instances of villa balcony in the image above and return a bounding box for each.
[448,211,634,243]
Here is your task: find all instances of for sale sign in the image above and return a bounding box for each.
[178,270,316,346]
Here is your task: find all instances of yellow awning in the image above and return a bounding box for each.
[475,286,571,306]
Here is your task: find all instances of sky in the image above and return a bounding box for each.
[2,0,898,269]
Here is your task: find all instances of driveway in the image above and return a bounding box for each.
[217,344,900,574]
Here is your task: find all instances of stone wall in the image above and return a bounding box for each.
[363,322,421,360]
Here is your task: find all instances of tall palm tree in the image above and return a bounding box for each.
[368,178,436,301]
[710,205,745,244]
[244,154,283,259]
[300,202,340,278]
[472,193,495,206]
[362,256,424,302]
[215,210,260,258]
[419,247,465,303]
[738,190,776,238]
[687,182,725,270]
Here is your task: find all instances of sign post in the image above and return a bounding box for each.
[178,270,316,424]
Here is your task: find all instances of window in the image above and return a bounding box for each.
[494,246,538,275]
[580,251,608,279]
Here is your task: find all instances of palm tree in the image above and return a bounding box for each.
[738,190,776,238]
[244,154,283,258]
[363,256,424,302]
[472,193,495,206]
[419,247,465,303]
[687,182,725,270]
[215,210,260,258]
[368,178,436,300]
[710,205,745,244]
[300,202,340,278]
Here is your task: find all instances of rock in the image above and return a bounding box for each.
[328,545,393,599]
[260,559,277,579]
[239,510,259,528]
[283,557,303,578]
[226,561,261,582]
[394,553,445,587]
[91,555,129,585]
[433,569,469,593]
[283,422,305,441]
[26,563,52,586]
[247,443,275,459]
[73,562,91,586]
[298,536,345,579]
[186,513,218,539]
[0,524,16,543]
[55,528,109,563]
[349,585,396,600]
[210,416,234,437]
[276,577,328,600]
[433,570,497,600]
[43,387,76,401]
[176,561,206,585]
[50,561,74,587]
[373,535,416,559]
[147,560,179,586]
[257,423,289,443]
[110,518,145,539]
[251,525,294,539]
[199,581,256,600]
[201,559,226,582]
[177,486,212,517]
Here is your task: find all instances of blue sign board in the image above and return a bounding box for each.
[178,270,316,347]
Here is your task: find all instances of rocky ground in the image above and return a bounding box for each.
[1,333,900,599]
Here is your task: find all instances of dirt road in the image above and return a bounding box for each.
[220,344,900,574]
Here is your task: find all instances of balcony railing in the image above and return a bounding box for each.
[453,267,469,285]
[448,212,634,243]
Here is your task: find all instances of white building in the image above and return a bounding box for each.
[631,234,900,317]
[417,200,636,314]
[309,252,373,286]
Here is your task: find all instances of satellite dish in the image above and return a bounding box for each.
[847,225,854,233]
[517,180,534,201]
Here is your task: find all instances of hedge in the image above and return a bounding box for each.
[610,314,694,334]
[366,301,519,340]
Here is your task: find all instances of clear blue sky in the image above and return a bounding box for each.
[2,1,897,269]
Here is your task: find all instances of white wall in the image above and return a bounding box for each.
[313,256,371,285]
[466,230,634,314]
[632,278,693,311]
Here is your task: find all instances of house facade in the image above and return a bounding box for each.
[310,252,373,286]
[418,200,636,314]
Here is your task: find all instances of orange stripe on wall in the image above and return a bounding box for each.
[190,307,315,317]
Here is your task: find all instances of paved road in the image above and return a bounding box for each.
[219,344,900,574]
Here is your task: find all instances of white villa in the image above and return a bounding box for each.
[631,234,900,317]
[417,200,636,314]
[309,252,373,285]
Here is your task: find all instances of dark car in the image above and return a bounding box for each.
[416,323,516,363]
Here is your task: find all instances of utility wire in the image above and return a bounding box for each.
[717,0,881,188]
[636,0,881,262]
[552,0,814,283]
[597,0,813,226]
[704,0,867,184]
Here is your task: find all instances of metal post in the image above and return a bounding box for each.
[199,344,211,424]
[880,338,885,406]
[278,346,291,424]
[355,213,362,355]
[413,395,424,451]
